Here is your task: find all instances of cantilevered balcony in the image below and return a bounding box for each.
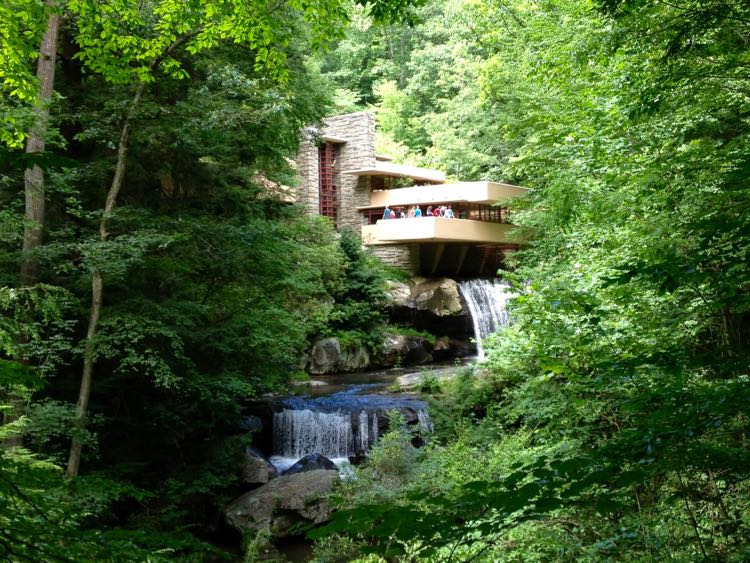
[362,216,518,245]
[363,181,529,209]
[358,180,528,246]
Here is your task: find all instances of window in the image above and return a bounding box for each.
[318,143,339,224]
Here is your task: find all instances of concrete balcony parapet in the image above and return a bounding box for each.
[363,181,530,209]
[362,216,519,246]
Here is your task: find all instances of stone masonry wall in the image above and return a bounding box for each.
[295,112,375,230]
[324,112,375,231]
[371,244,420,275]
[296,128,320,216]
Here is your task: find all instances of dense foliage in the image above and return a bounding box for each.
[324,229,389,350]
[313,0,750,560]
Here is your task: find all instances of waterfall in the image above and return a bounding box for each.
[357,410,369,452]
[458,279,512,359]
[272,409,354,460]
[272,408,382,470]
[371,411,378,447]
[417,410,434,434]
[269,385,433,472]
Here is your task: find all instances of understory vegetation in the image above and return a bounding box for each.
[2,0,749,561]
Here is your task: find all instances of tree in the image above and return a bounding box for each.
[320,0,519,180]
[21,0,60,286]
[0,1,48,148]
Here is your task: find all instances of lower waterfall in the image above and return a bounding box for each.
[269,384,431,472]
[458,278,512,359]
[272,408,379,462]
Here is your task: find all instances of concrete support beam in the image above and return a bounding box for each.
[479,246,492,276]
[429,243,445,276]
[455,245,469,276]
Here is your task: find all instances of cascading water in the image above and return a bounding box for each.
[458,279,512,359]
[270,384,430,472]
[417,410,434,434]
[272,409,379,463]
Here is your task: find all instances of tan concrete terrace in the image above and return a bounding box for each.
[362,216,518,245]
[360,181,530,209]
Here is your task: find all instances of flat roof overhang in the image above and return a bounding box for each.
[343,161,446,183]
[362,217,520,245]
[359,181,531,210]
[321,134,348,144]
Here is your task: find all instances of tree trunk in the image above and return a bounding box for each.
[21,1,60,285]
[65,270,102,474]
[65,82,145,478]
[64,31,195,477]
[4,2,60,449]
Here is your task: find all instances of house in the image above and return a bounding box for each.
[296,112,529,276]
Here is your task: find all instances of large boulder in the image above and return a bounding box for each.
[225,469,338,537]
[410,277,463,316]
[308,337,370,374]
[309,338,340,374]
[339,344,370,373]
[384,279,413,308]
[239,415,264,434]
[282,453,337,475]
[242,447,278,484]
[385,277,464,317]
[377,334,434,366]
[384,276,475,359]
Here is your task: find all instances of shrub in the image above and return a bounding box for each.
[417,370,441,394]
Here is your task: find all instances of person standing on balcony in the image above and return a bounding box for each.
[426,205,433,216]
[399,208,406,218]
[415,205,422,218]
[383,205,391,220]
[445,205,455,219]
[408,206,415,218]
